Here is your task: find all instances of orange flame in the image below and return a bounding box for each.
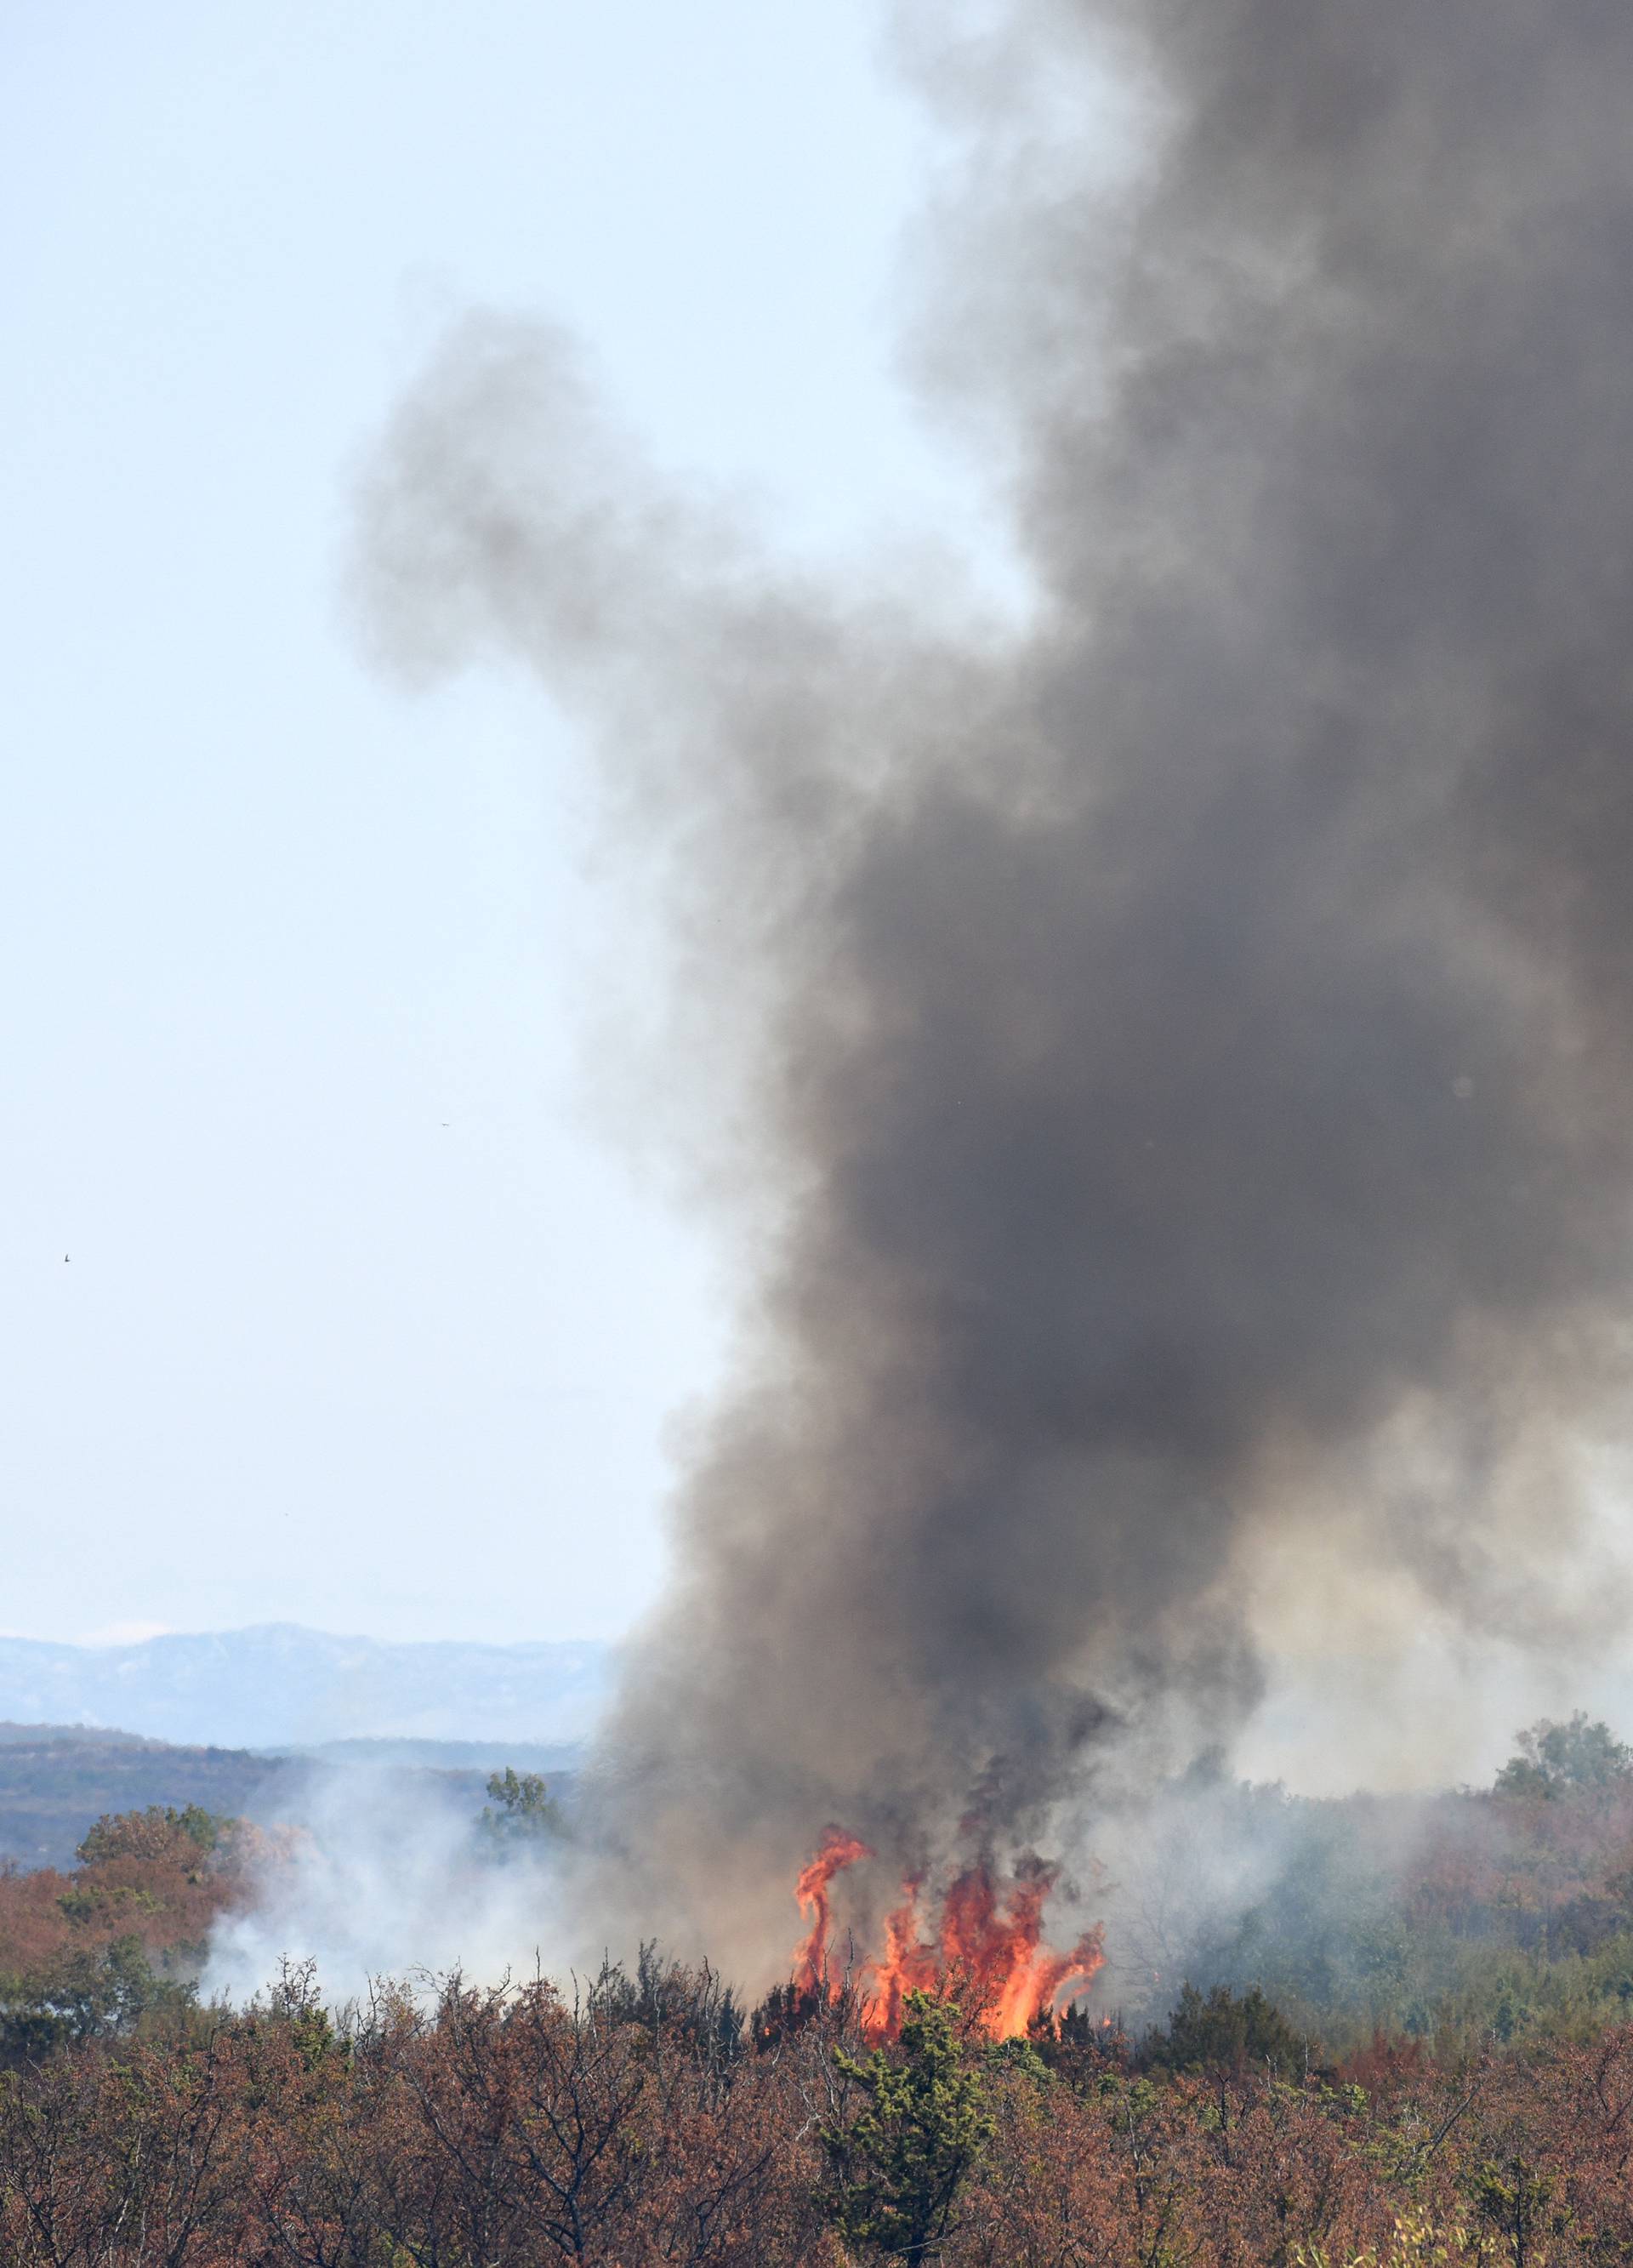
[793,1826,874,1994]
[788,1832,1105,2040]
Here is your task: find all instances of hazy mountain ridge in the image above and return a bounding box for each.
[0,1727,296,1871]
[0,1720,582,1871]
[0,1626,611,1749]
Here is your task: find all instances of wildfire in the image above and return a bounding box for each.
[793,1826,875,1995]
[788,1832,1105,2042]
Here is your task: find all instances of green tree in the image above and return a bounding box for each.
[477,1768,565,1852]
[1146,1981,1306,2075]
[0,1935,193,2065]
[820,1993,993,2264]
[76,1804,225,1867]
[1468,2155,1568,2268]
[1494,1712,1632,1800]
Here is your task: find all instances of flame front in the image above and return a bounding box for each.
[788,1833,1105,2040]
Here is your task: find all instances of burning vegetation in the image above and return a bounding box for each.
[790,1828,1104,2042]
[12,1721,1633,2259]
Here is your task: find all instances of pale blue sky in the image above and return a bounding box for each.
[1,0,986,1644]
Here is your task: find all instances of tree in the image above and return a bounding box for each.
[820,1993,993,2263]
[1494,1713,1633,1800]
[477,1767,565,1851]
[76,1803,226,1867]
[1468,2154,1567,2268]
[1145,1981,1306,2076]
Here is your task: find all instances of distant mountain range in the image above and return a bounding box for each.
[0,1626,612,1750]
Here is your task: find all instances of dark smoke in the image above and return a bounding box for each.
[356,0,1633,1960]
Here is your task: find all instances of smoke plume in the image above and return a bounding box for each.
[355,0,1633,1967]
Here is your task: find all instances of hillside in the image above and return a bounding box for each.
[0,1626,611,1748]
[0,1723,578,1871]
[0,1726,293,1871]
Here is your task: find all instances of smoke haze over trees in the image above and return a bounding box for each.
[356,0,1633,1966]
[14,1716,1633,2073]
[19,1745,1633,2265]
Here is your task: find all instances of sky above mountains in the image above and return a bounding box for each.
[0,3,998,1644]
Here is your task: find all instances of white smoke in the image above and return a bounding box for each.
[203,1767,579,2006]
